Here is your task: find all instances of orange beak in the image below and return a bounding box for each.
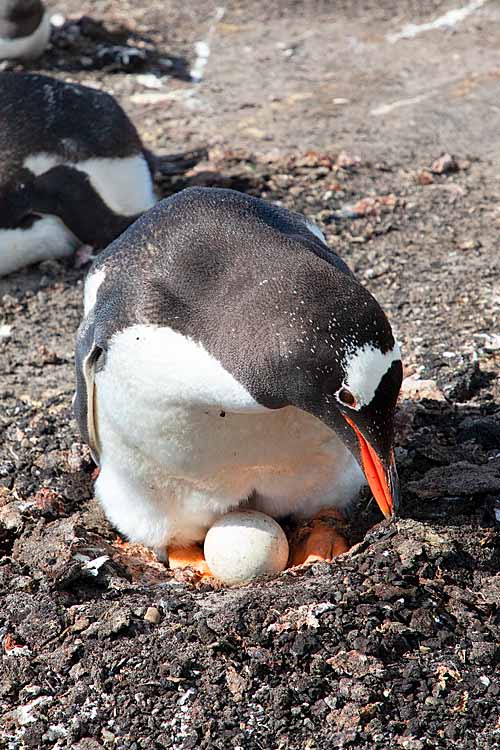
[343,414,397,518]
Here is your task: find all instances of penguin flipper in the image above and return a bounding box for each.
[74,316,103,465]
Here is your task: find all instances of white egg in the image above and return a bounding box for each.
[204,510,289,585]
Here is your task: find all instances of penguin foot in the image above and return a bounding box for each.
[289,509,350,566]
[168,544,213,578]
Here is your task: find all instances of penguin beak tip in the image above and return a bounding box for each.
[343,414,400,519]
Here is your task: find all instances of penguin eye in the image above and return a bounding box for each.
[337,387,357,408]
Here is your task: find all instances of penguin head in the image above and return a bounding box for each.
[0,177,35,229]
[28,165,119,247]
[0,167,77,233]
[255,268,403,518]
[321,336,402,519]
[0,167,84,233]
[28,165,93,219]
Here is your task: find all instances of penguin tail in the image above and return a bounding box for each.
[147,147,208,177]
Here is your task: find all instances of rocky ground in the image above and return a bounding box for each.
[1,1,499,748]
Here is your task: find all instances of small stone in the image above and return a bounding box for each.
[67,445,84,472]
[335,151,361,170]
[408,462,500,498]
[400,373,445,401]
[458,239,481,251]
[398,739,424,750]
[144,606,161,624]
[430,153,459,174]
[243,126,269,140]
[98,606,131,638]
[74,741,105,750]
[0,324,12,340]
[415,169,433,185]
[72,617,91,633]
[327,650,384,678]
[0,503,23,531]
[225,665,248,701]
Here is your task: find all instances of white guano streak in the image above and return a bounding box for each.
[387,0,487,43]
[190,6,226,82]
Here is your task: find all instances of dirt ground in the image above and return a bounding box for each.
[1,1,500,748]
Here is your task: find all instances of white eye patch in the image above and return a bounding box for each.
[339,342,401,410]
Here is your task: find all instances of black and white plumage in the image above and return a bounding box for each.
[0,0,51,60]
[75,187,402,562]
[0,71,157,275]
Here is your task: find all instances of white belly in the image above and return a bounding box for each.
[24,152,157,216]
[0,215,79,276]
[92,324,365,550]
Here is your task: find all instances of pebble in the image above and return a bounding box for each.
[144,607,161,624]
[430,153,459,175]
[0,324,12,341]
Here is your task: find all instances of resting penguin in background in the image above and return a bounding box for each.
[0,72,204,276]
[0,71,155,275]
[0,0,51,60]
[76,187,403,575]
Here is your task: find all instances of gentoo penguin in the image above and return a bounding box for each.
[76,187,402,574]
[0,71,157,276]
[0,0,51,60]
